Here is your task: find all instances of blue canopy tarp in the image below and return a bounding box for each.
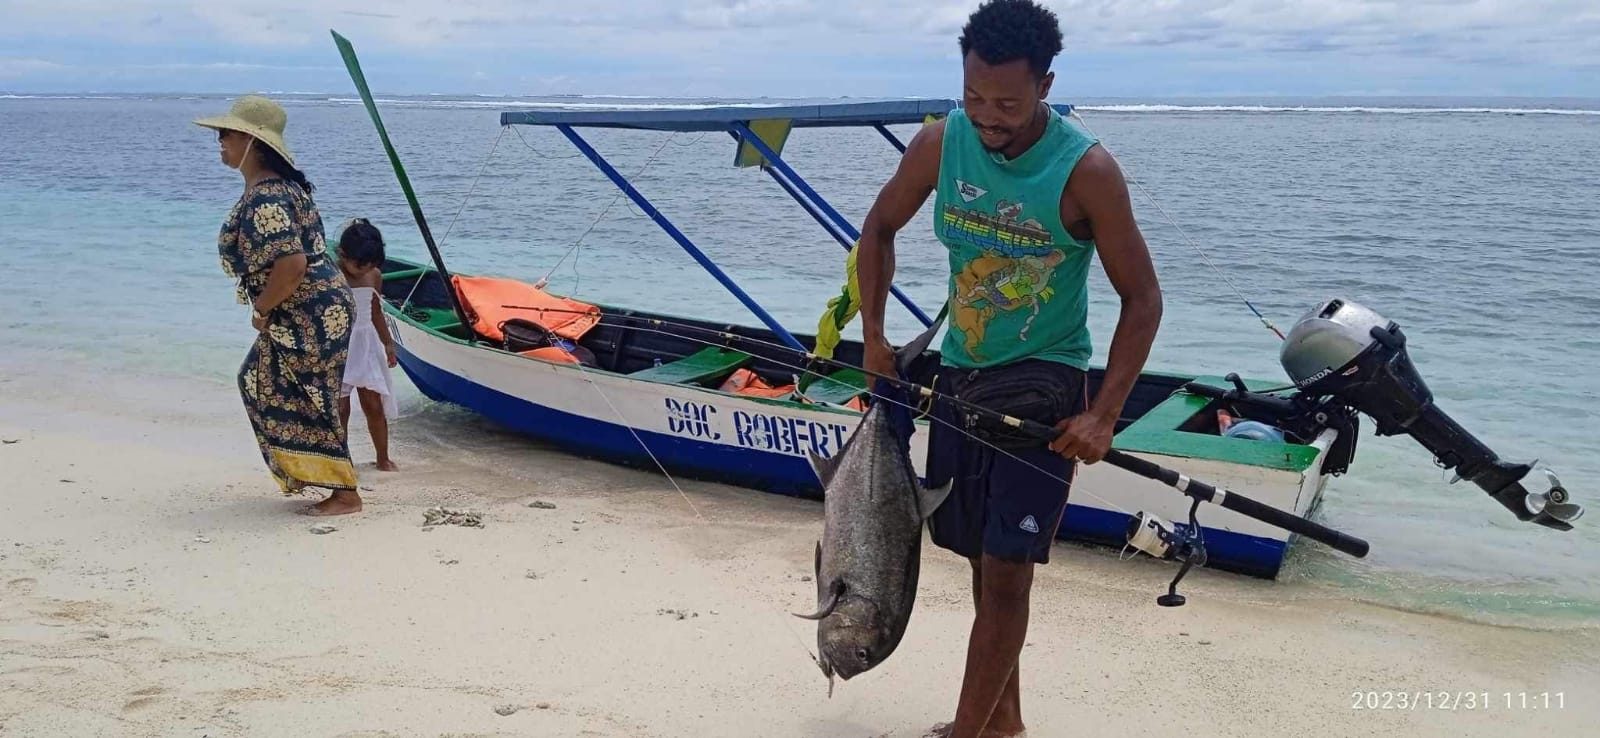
[499,98,1076,131]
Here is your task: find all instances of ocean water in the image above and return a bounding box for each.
[2,93,1596,628]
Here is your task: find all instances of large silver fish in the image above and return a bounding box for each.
[795,367,952,695]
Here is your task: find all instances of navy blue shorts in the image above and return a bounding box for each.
[923,361,1088,565]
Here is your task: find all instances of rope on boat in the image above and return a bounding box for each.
[532,130,691,290]
[509,124,584,160]
[399,124,696,312]
[619,131,712,218]
[1068,109,1287,341]
[399,126,509,312]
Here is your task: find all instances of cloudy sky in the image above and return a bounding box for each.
[3,0,1597,97]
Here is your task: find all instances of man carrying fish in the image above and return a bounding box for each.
[856,1,1165,736]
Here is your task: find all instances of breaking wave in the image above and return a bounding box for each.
[1076,103,1600,116]
[319,96,786,111]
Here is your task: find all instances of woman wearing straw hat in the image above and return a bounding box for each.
[195,95,363,516]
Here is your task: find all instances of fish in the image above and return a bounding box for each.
[794,326,952,696]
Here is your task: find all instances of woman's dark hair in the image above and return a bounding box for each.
[338,218,386,268]
[257,143,315,194]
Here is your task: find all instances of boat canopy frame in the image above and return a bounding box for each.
[499,99,1075,351]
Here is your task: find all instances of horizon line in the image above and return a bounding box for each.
[6,90,1600,101]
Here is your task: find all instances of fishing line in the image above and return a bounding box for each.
[572,360,824,666]
[1067,108,1287,341]
[495,307,1151,521]
[534,314,823,666]
[509,124,584,160]
[533,131,687,290]
[500,306,1372,561]
[399,127,508,312]
[510,309,1296,608]
[620,131,712,218]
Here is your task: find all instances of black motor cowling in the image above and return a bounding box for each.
[1279,298,1582,530]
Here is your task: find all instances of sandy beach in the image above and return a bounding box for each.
[1,364,1595,738]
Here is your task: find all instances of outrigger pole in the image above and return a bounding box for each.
[553,124,808,351]
[331,30,475,343]
[874,125,908,153]
[725,127,933,328]
[491,99,993,353]
[723,106,1067,328]
[758,163,854,249]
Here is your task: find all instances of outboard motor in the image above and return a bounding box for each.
[1279,298,1583,530]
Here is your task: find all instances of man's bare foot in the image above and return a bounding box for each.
[376,459,399,472]
[303,489,362,516]
[983,705,1027,738]
[922,722,1026,738]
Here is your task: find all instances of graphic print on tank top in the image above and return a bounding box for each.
[941,194,1068,361]
[932,107,1101,371]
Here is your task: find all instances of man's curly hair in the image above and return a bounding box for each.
[958,0,1064,80]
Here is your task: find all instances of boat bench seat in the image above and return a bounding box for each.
[381,267,429,282]
[803,368,868,405]
[629,346,754,385]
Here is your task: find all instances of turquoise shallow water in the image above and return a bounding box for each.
[2,93,1596,628]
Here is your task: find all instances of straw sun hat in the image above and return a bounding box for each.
[193,94,295,165]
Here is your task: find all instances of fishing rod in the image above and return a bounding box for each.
[488,303,1371,604]
[493,296,1584,532]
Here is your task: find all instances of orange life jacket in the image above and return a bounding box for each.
[450,274,601,343]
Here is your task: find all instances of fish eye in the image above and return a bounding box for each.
[856,648,870,661]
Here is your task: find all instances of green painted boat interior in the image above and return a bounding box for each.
[407,306,466,335]
[803,367,869,405]
[627,346,755,384]
[377,258,1327,474]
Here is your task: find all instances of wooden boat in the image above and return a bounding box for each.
[379,259,1344,579]
[332,32,1357,580]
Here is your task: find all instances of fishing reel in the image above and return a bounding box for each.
[1123,499,1208,607]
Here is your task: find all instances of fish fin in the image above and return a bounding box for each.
[793,579,844,620]
[892,307,946,376]
[806,451,842,487]
[917,479,954,520]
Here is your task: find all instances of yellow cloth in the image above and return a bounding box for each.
[811,244,861,363]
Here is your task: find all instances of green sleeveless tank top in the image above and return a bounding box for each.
[933,106,1100,370]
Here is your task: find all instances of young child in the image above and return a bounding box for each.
[336,218,399,471]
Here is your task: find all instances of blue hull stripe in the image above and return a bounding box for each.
[399,348,1290,578]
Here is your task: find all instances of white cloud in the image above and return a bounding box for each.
[5,0,1593,57]
[2,1,1595,91]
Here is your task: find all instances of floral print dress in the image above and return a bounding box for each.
[219,178,359,494]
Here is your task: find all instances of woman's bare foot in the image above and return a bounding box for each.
[303,489,362,516]
[376,458,399,472]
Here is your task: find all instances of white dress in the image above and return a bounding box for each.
[342,285,398,419]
